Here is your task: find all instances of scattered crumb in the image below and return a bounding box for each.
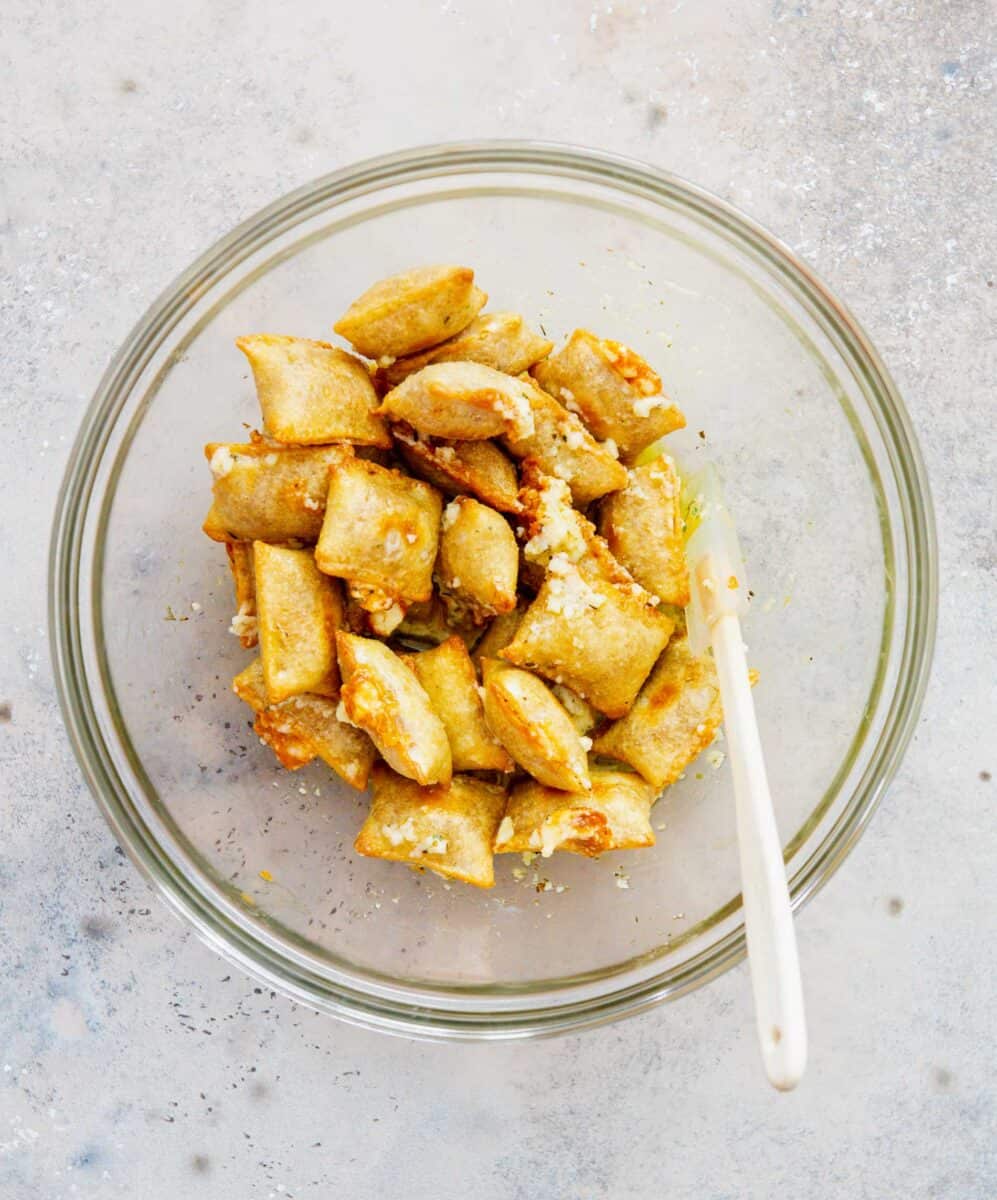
[614,868,630,890]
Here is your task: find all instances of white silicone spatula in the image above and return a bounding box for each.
[683,463,807,1091]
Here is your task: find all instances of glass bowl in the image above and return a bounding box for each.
[49,142,936,1039]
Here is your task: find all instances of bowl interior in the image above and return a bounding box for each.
[59,147,927,1029]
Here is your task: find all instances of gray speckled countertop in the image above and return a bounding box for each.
[2,2,995,1196]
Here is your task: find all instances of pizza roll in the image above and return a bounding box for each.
[355,766,507,888]
[225,542,258,647]
[472,602,526,666]
[334,265,487,360]
[315,455,442,606]
[203,442,349,544]
[494,769,657,857]
[336,632,452,786]
[437,497,519,624]
[253,542,343,703]
[503,376,628,506]
[532,330,685,462]
[480,658,591,791]
[404,638,512,772]
[393,425,521,514]
[592,631,723,789]
[232,659,376,790]
[235,334,390,447]
[378,362,535,442]
[377,311,553,387]
[598,455,690,607]
[500,553,675,717]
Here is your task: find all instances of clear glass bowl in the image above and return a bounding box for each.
[49,142,936,1039]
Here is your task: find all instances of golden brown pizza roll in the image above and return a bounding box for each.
[404,638,512,772]
[232,659,376,790]
[598,455,690,607]
[494,768,657,857]
[225,542,258,648]
[336,632,452,786]
[503,376,628,506]
[202,442,350,544]
[481,658,591,791]
[393,425,522,514]
[592,631,723,789]
[532,329,685,462]
[235,334,390,447]
[500,553,675,718]
[471,602,527,666]
[355,766,508,888]
[377,311,553,386]
[253,541,343,704]
[437,497,519,624]
[334,265,487,360]
[378,362,535,442]
[315,455,442,606]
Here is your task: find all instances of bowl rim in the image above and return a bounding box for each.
[49,139,938,1039]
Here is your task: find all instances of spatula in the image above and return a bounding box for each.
[682,461,807,1091]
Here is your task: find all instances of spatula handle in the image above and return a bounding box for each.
[712,613,807,1091]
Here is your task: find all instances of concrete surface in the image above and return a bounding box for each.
[2,1,995,1196]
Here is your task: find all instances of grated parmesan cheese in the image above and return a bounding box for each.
[383,818,419,846]
[633,393,670,418]
[545,557,606,619]
[441,500,461,532]
[228,602,257,640]
[540,812,578,858]
[523,478,587,562]
[209,445,236,477]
